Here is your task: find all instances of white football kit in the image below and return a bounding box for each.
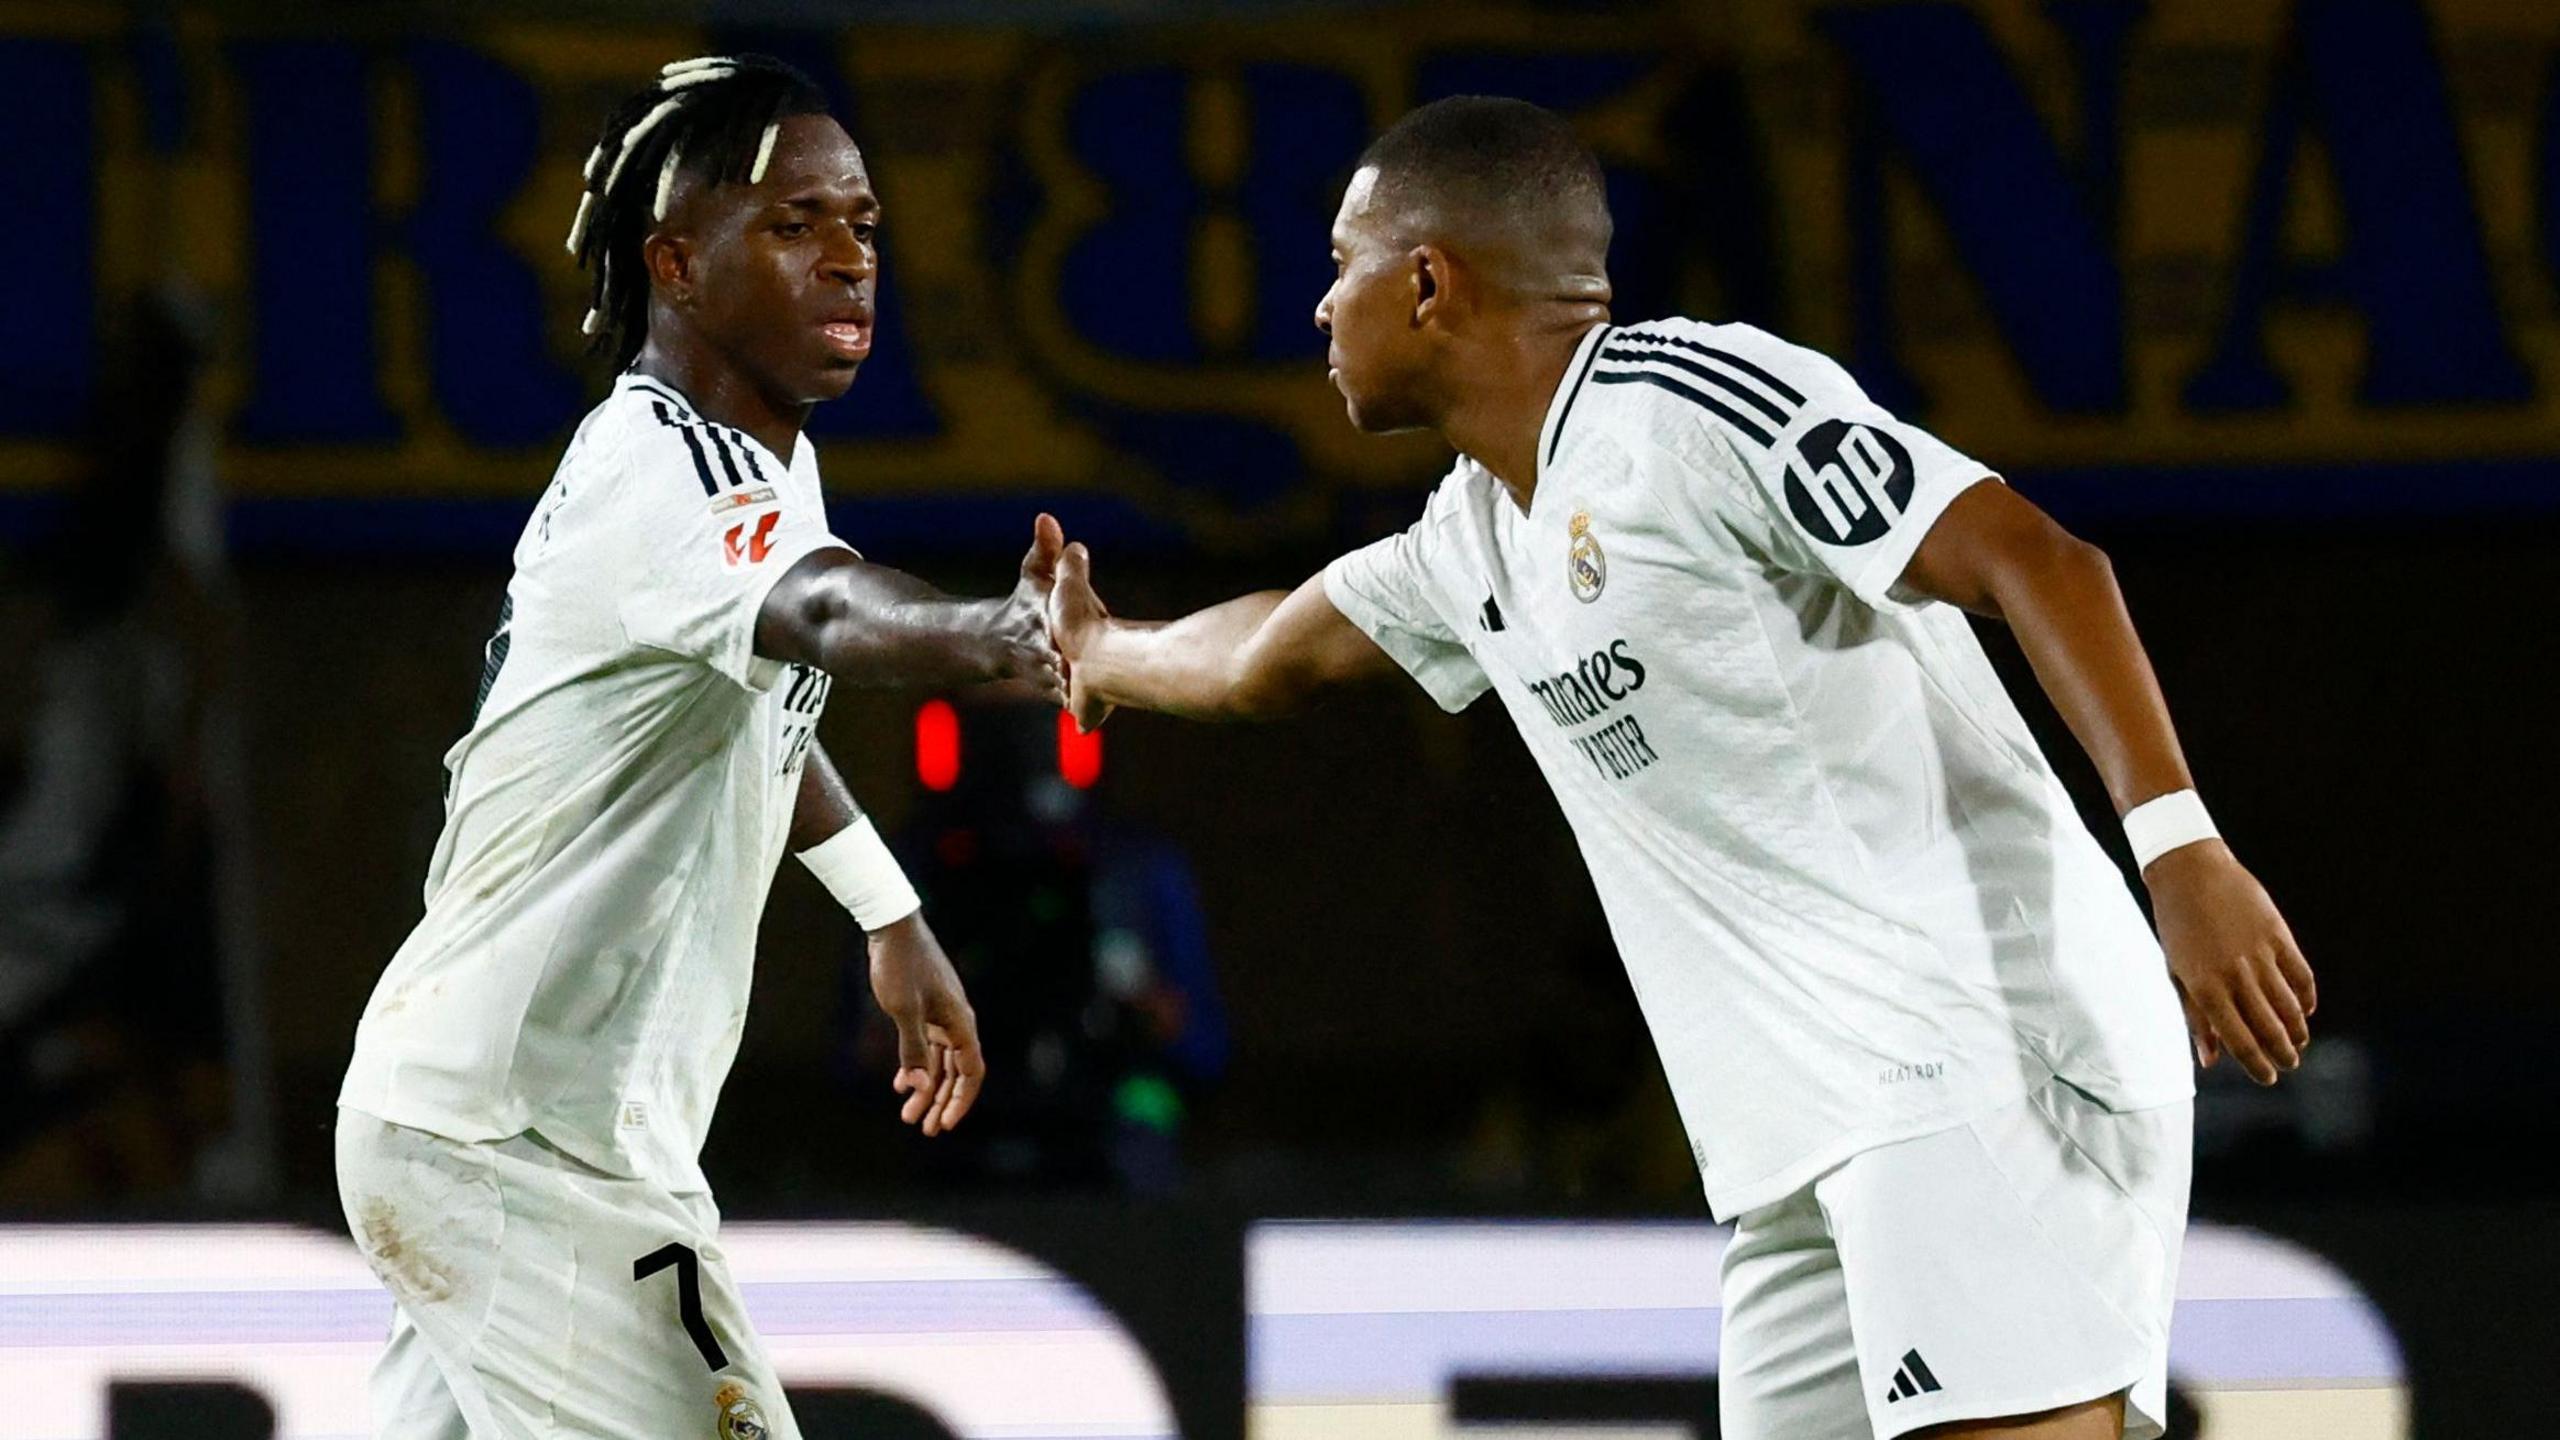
[1324,320,2196,1439]
[337,372,847,1439]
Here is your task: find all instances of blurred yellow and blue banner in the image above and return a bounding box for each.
[2,0,2557,548]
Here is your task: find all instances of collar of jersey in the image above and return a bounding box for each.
[1531,322,1615,508]
[615,370,804,476]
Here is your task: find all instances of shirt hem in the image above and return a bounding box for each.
[2057,1073,2196,1114]
[334,1083,524,1148]
[1702,1075,2043,1220]
[335,1080,709,1193]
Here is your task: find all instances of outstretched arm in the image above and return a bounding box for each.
[1047,546,1400,728]
[1902,481,2317,1086]
[757,515,1066,705]
[793,742,982,1136]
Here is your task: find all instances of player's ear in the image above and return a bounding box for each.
[1410,244,1449,327]
[643,232,695,302]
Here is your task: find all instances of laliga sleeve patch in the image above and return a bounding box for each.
[722,510,780,567]
[1783,419,1914,546]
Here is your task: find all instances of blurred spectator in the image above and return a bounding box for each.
[0,285,270,1207]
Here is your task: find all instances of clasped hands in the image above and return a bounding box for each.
[1010,513,1113,731]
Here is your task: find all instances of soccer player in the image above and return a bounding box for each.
[334,57,1062,1440]
[1047,98,2317,1440]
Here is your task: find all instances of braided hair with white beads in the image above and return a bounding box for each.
[564,55,832,369]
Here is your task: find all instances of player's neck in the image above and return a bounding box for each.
[1439,311,1607,514]
[630,338,810,462]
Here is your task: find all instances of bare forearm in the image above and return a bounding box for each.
[1083,590,1295,721]
[758,548,1058,694]
[1983,540,2194,815]
[788,741,864,852]
[2004,543,2319,1084]
[779,566,1007,687]
[1055,563,1390,725]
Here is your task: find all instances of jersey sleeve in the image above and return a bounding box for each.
[611,418,850,689]
[1320,505,1491,714]
[1659,330,1999,611]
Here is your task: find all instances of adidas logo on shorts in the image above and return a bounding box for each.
[1883,1348,1943,1404]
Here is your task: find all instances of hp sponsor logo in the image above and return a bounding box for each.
[1783,419,1915,546]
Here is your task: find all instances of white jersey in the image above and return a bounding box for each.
[339,373,848,1194]
[1324,319,2192,1218]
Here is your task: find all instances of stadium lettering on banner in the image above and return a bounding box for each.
[1,0,2556,543]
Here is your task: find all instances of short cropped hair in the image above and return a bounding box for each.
[1356,96,1610,249]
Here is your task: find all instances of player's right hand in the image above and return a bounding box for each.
[2147,840,2317,1086]
[1049,541,1116,733]
[992,513,1069,705]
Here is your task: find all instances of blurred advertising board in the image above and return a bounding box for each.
[1,1217,2399,1436]
[1247,1221,2406,1439]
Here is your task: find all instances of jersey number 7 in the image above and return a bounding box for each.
[634,1241,731,1372]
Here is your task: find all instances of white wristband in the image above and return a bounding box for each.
[798,817,922,931]
[2122,789,2218,871]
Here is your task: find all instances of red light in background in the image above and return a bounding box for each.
[1058,709,1104,789]
[916,699,961,792]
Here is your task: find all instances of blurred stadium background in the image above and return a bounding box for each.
[1,0,2554,1434]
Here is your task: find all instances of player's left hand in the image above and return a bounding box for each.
[867,913,985,1135]
[1048,541,1117,733]
[2145,840,2317,1086]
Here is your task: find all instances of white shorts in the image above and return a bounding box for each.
[1718,1080,2191,1440]
[335,1106,797,1440]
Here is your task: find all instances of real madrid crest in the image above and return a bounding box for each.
[714,1380,770,1440]
[1566,509,1607,603]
